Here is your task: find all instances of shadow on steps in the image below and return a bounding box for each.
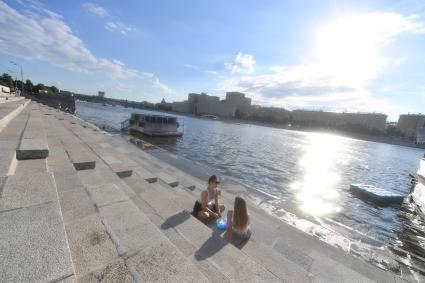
[160,210,190,230]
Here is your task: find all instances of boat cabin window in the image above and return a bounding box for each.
[143,115,176,124]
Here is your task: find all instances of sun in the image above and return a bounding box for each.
[315,15,386,88]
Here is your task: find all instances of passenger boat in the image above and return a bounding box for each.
[123,113,183,137]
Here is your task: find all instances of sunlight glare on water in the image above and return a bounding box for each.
[293,133,345,216]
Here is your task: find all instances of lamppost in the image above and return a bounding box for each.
[10,61,24,95]
[7,69,18,96]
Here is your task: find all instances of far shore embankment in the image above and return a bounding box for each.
[77,100,425,150]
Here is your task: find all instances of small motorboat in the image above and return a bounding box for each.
[349,184,404,206]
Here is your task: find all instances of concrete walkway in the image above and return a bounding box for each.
[0,101,413,282]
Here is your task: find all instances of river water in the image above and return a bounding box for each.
[76,101,425,273]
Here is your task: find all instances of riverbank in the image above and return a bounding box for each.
[0,100,415,281]
[212,116,425,150]
[78,100,423,150]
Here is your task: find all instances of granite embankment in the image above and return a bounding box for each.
[0,100,412,282]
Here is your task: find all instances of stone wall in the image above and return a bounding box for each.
[26,93,75,113]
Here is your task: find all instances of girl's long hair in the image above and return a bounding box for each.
[233,196,249,231]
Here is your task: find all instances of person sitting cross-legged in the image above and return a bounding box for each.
[192,175,225,221]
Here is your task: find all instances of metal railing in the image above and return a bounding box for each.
[120,118,131,130]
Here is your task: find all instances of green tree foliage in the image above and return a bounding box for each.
[16,80,23,91]
[33,83,45,93]
[25,79,34,91]
[50,86,59,93]
[32,83,58,94]
[0,73,14,88]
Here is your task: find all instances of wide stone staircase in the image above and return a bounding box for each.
[0,101,411,282]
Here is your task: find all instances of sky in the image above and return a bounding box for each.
[0,0,424,120]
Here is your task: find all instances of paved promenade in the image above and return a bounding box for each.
[0,101,413,282]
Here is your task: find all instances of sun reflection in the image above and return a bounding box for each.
[291,133,344,216]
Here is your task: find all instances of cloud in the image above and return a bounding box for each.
[183,64,200,70]
[205,70,218,75]
[0,1,137,79]
[152,77,172,93]
[139,72,172,94]
[184,64,219,75]
[219,63,399,116]
[82,2,108,17]
[218,12,425,117]
[105,21,137,35]
[81,3,135,36]
[0,1,172,94]
[225,52,256,74]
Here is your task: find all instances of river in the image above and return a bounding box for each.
[75,101,425,273]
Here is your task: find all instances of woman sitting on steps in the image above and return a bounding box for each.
[226,196,251,241]
[192,175,225,221]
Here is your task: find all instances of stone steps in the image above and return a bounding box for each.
[66,124,136,178]
[40,109,211,282]
[0,201,74,282]
[44,124,127,281]
[127,172,313,282]
[0,109,29,178]
[75,170,210,281]
[128,184,233,283]
[50,113,249,281]
[44,117,97,170]
[0,149,74,282]
[0,98,28,133]
[47,111,135,178]
[124,172,284,282]
[16,104,49,160]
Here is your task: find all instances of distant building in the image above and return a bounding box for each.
[291,110,387,132]
[225,92,252,116]
[172,101,191,113]
[156,98,172,111]
[170,92,255,117]
[397,114,425,139]
[98,91,105,98]
[172,92,237,117]
[196,100,236,117]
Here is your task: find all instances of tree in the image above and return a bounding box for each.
[50,86,59,93]
[33,83,45,93]
[25,80,34,92]
[0,73,14,88]
[16,80,23,91]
